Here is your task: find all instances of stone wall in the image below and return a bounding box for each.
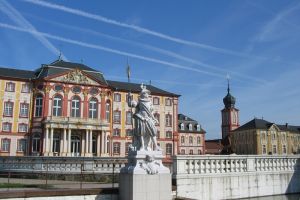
[173,155,300,199]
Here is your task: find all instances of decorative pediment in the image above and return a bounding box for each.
[52,69,98,85]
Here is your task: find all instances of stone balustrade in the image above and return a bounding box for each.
[173,155,300,199]
[0,156,127,174]
[173,155,300,175]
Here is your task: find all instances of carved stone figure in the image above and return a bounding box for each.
[128,84,160,151]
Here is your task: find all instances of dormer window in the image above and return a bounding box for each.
[188,123,193,131]
[196,124,200,131]
[180,123,184,130]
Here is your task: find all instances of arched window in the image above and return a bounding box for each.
[35,94,43,117]
[52,95,62,116]
[71,96,80,117]
[89,97,98,119]
[188,123,193,131]
[180,123,184,130]
[106,101,111,122]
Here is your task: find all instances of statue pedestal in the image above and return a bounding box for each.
[119,150,172,200]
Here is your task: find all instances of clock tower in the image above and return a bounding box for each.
[221,79,239,139]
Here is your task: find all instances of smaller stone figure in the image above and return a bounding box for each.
[128,84,160,151]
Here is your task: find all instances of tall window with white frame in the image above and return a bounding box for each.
[113,110,121,124]
[165,114,172,127]
[32,134,40,153]
[166,143,172,155]
[1,139,10,152]
[126,111,132,125]
[53,95,62,116]
[71,96,80,117]
[89,98,98,119]
[4,101,13,116]
[17,139,27,152]
[20,103,29,117]
[35,94,43,117]
[105,101,111,122]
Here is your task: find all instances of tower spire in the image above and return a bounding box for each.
[226,74,230,94]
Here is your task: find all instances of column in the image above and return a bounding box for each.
[60,130,63,156]
[63,128,67,156]
[101,131,105,155]
[83,89,88,118]
[81,130,85,156]
[104,131,107,154]
[97,132,101,156]
[43,128,49,155]
[67,129,71,156]
[89,130,93,155]
[49,128,54,156]
[100,93,106,120]
[85,129,89,155]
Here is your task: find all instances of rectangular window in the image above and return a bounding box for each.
[113,129,120,137]
[272,145,277,154]
[71,98,80,117]
[126,129,133,136]
[105,102,110,122]
[165,98,172,106]
[113,142,120,154]
[113,111,121,124]
[165,114,172,127]
[262,144,267,154]
[2,123,12,132]
[17,139,27,152]
[18,124,28,132]
[20,103,29,117]
[114,93,121,102]
[181,136,185,144]
[126,111,132,125]
[35,95,43,117]
[153,97,160,105]
[180,149,185,155]
[197,137,201,144]
[89,99,98,119]
[166,144,172,155]
[126,94,133,103]
[189,149,193,155]
[1,139,10,152]
[4,102,13,116]
[283,145,287,154]
[198,149,202,155]
[166,131,172,139]
[5,82,15,92]
[21,83,30,93]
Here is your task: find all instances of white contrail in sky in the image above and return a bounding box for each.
[0,22,228,78]
[22,13,265,83]
[0,0,67,60]
[23,0,266,59]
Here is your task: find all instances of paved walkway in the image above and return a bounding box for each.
[0,177,118,190]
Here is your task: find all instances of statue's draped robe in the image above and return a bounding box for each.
[132,98,157,150]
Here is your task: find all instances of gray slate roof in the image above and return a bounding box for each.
[0,66,36,80]
[233,118,300,133]
[178,113,206,133]
[107,80,180,97]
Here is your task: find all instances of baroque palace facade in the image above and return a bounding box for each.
[0,59,179,160]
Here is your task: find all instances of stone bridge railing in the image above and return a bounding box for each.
[0,156,127,174]
[173,155,300,200]
[173,155,300,175]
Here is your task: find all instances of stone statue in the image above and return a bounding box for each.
[128,84,160,152]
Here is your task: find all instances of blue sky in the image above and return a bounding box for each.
[0,0,300,139]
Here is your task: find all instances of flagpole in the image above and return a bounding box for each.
[126,58,134,140]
